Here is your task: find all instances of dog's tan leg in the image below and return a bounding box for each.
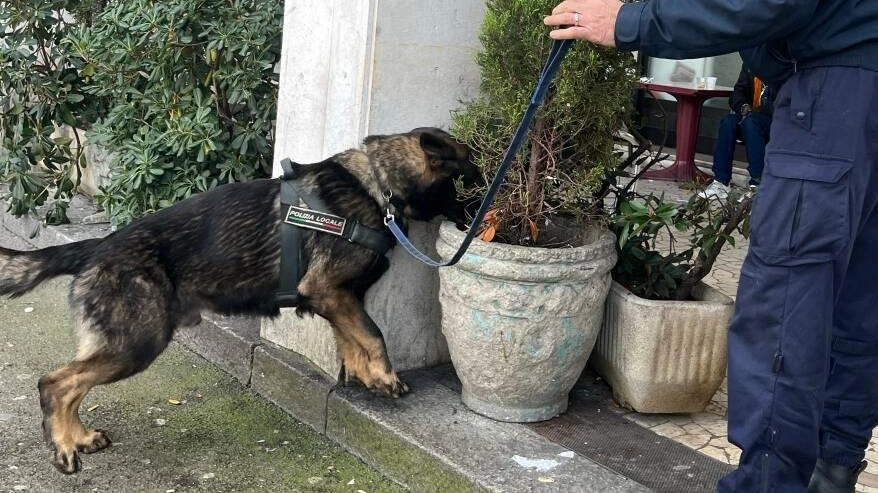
[310,289,409,397]
[329,325,360,384]
[38,357,119,474]
[332,325,369,383]
[42,267,173,474]
[335,315,408,398]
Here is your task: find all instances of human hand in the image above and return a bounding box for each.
[543,0,623,46]
[740,104,752,118]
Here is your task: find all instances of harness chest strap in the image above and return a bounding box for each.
[276,158,393,307]
[276,178,304,307]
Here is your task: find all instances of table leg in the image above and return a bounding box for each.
[643,95,712,184]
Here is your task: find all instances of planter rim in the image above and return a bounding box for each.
[436,221,617,282]
[609,280,734,307]
[437,220,616,263]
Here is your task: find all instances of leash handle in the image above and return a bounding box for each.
[387,39,573,267]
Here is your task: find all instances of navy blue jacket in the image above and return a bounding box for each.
[615,0,878,85]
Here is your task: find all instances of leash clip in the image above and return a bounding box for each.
[382,190,395,225]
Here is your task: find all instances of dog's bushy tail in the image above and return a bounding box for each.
[0,239,102,297]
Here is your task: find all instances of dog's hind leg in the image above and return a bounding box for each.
[39,268,174,474]
[309,288,409,397]
[38,354,132,474]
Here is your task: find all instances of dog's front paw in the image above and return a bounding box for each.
[385,376,411,398]
[344,363,410,398]
[366,370,410,399]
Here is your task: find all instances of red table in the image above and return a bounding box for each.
[639,82,733,184]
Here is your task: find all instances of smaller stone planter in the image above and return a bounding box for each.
[591,281,733,414]
[436,221,616,423]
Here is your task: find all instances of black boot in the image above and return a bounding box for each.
[806,459,867,493]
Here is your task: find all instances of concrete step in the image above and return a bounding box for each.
[250,340,653,493]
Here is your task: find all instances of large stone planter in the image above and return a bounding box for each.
[591,281,733,414]
[436,221,616,422]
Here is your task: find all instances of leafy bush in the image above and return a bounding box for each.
[451,0,637,246]
[0,0,281,228]
[0,0,103,225]
[594,105,754,302]
[68,0,281,226]
[611,191,753,301]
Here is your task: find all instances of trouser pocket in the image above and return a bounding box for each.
[749,154,852,265]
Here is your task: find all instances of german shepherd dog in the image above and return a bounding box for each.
[0,127,479,474]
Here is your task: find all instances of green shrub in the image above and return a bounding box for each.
[451,0,637,246]
[0,0,281,229]
[584,99,754,302]
[0,0,104,226]
[68,0,282,226]
[611,191,753,301]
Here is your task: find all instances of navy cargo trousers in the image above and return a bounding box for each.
[717,66,878,493]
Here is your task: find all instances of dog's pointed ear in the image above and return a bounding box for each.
[417,128,461,165]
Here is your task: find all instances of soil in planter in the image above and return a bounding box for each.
[617,280,700,302]
[617,280,708,302]
[491,215,604,249]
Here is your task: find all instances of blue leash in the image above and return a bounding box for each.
[385,39,573,267]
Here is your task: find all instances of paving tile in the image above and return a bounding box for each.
[862,470,878,488]
[707,436,733,450]
[692,412,722,424]
[701,420,730,438]
[703,403,728,417]
[727,447,742,466]
[683,423,708,435]
[698,445,730,464]
[627,413,671,429]
[676,433,711,450]
[650,422,687,439]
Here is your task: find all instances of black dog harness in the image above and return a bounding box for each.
[276,158,393,307]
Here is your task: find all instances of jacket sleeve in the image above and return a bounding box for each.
[728,69,752,114]
[615,0,819,60]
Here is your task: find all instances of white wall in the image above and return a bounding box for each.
[265,0,486,376]
[272,0,484,175]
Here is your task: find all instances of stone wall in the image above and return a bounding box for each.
[52,125,113,198]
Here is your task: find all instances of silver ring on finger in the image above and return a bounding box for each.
[574,12,581,27]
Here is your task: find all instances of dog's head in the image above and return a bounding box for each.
[363,127,482,227]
